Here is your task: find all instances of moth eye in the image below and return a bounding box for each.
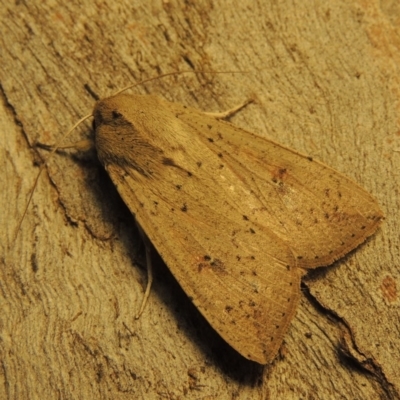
[112,110,123,119]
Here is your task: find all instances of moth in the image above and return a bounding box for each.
[91,93,384,364]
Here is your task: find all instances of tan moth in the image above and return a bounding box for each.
[21,77,384,365]
[91,92,383,364]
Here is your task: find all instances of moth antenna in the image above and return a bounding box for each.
[12,113,93,247]
[114,69,248,96]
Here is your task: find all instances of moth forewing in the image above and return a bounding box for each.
[178,110,384,268]
[92,93,383,364]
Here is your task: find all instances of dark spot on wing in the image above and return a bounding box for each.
[198,256,226,274]
[163,157,177,166]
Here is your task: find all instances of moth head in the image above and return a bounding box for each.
[93,96,134,130]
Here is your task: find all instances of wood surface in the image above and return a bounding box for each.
[1,1,399,399]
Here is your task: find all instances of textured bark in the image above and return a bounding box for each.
[1,1,399,399]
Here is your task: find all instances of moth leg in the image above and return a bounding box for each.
[135,223,154,319]
[36,139,93,152]
[13,138,95,245]
[203,99,253,120]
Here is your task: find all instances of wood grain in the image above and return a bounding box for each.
[1,1,398,398]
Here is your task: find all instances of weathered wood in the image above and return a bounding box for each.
[1,1,398,398]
